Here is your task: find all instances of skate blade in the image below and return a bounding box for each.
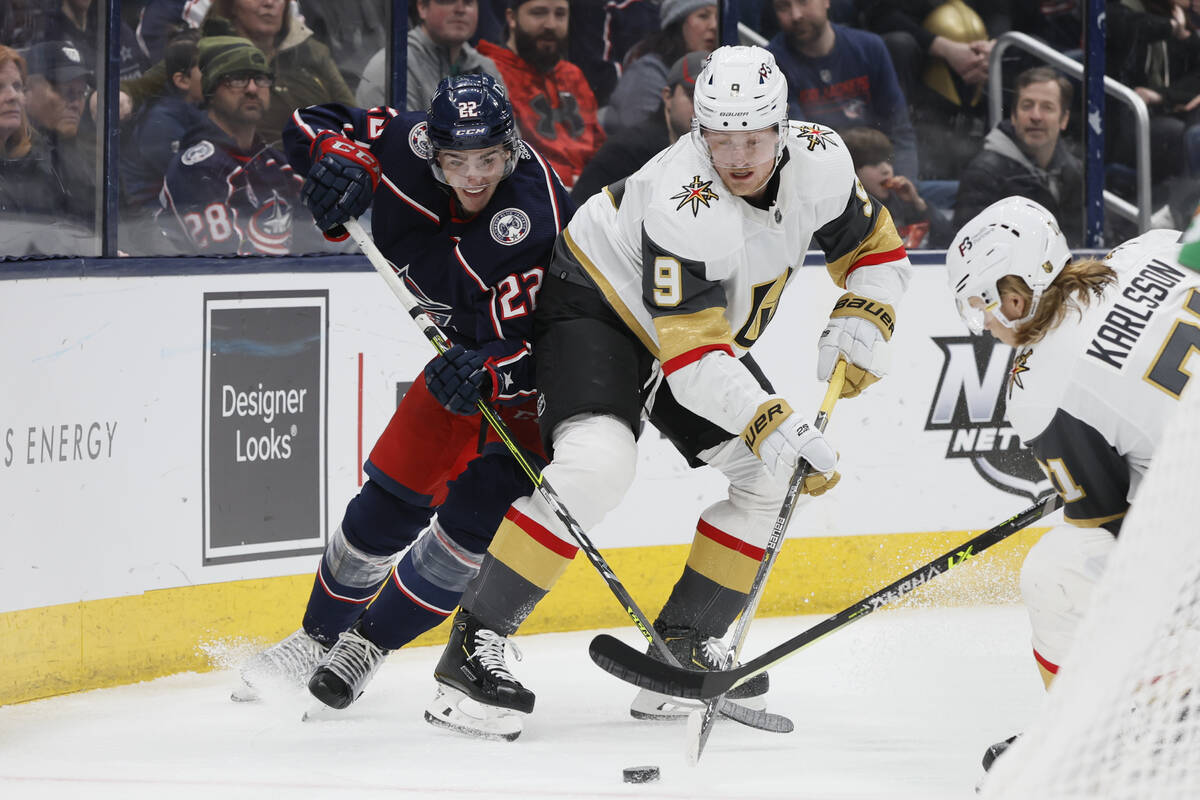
[423,686,523,742]
[230,684,261,703]
[301,702,351,722]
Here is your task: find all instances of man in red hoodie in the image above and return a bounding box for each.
[477,0,604,188]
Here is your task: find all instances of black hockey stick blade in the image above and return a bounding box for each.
[589,493,1063,699]
[716,698,793,732]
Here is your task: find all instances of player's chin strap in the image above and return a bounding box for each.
[687,360,846,764]
[342,218,793,735]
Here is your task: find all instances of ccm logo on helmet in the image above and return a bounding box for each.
[454,126,488,137]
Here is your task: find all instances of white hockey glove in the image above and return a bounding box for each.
[817,293,896,398]
[742,399,840,495]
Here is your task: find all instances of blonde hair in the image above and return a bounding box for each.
[1001,257,1118,346]
[0,45,33,159]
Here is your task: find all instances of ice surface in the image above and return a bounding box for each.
[0,607,1044,799]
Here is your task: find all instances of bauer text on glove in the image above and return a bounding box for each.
[424,344,496,415]
[742,399,840,491]
[302,131,381,236]
[817,292,895,398]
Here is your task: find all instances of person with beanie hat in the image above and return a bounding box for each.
[660,0,715,28]
[602,0,715,133]
[154,35,323,255]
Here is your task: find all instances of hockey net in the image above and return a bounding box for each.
[979,378,1200,799]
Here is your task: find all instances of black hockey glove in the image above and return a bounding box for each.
[301,131,381,236]
[424,344,496,415]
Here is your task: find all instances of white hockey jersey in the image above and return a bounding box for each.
[557,122,911,434]
[1005,228,1200,533]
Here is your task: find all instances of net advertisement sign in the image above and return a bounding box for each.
[202,290,328,564]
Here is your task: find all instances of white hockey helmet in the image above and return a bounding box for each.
[691,46,788,166]
[946,196,1072,332]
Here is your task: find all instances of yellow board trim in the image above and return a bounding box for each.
[0,526,1050,706]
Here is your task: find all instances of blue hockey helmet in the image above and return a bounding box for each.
[426,73,520,187]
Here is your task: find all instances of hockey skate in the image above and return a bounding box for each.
[232,628,327,702]
[307,624,390,710]
[629,624,769,721]
[424,610,534,742]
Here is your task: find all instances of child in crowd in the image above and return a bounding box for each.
[842,126,954,250]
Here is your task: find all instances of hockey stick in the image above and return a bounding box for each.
[590,492,1064,700]
[688,360,846,763]
[343,218,791,734]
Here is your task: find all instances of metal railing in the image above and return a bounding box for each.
[738,22,769,48]
[989,31,1152,233]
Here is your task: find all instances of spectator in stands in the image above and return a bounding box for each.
[0,43,80,255]
[953,67,1083,247]
[1106,0,1200,212]
[568,0,660,107]
[297,0,385,92]
[123,29,206,209]
[859,0,993,105]
[28,0,149,79]
[24,40,95,223]
[123,0,354,146]
[156,36,322,254]
[571,50,703,203]
[604,0,716,134]
[767,0,919,181]
[842,126,952,249]
[860,0,996,181]
[356,0,504,110]
[477,0,604,189]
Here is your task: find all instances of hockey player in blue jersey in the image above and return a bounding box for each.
[235,74,572,739]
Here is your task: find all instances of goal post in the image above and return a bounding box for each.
[980,377,1200,798]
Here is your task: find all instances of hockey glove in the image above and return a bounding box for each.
[817,292,895,398]
[424,344,496,416]
[744,402,840,493]
[302,131,381,236]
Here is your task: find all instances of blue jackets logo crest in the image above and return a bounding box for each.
[490,208,531,245]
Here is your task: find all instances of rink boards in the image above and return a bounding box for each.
[0,252,1060,704]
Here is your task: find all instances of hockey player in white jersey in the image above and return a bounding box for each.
[947,196,1200,770]
[424,45,912,739]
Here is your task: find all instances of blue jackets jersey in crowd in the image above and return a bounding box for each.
[125,96,207,209]
[768,23,919,181]
[158,115,317,255]
[282,104,574,403]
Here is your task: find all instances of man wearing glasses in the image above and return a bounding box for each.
[157,36,322,255]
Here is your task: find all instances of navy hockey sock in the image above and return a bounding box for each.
[359,548,461,650]
[301,558,385,646]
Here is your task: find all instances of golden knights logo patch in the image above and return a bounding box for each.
[795,124,837,152]
[671,175,719,217]
[1008,348,1032,398]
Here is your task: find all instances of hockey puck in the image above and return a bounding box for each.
[623,766,660,784]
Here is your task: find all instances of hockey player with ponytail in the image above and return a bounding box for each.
[234,73,572,719]
[424,45,912,739]
[947,197,1200,771]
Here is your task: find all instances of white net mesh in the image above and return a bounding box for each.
[979,378,1200,799]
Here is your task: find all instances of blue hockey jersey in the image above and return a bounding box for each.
[158,116,323,255]
[283,104,574,403]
